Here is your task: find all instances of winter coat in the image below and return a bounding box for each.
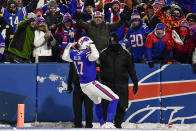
[99,44,138,109]
[43,10,63,33]
[33,30,56,57]
[8,19,35,60]
[77,18,125,52]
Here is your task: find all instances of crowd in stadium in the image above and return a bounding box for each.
[0,0,196,128]
[0,0,195,66]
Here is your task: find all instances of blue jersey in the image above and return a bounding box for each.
[1,7,27,32]
[125,22,151,61]
[70,50,97,83]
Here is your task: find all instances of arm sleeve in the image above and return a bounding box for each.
[145,34,153,61]
[61,43,73,62]
[108,18,125,32]
[127,52,138,86]
[34,31,46,47]
[88,44,100,61]
[26,0,39,13]
[192,47,196,64]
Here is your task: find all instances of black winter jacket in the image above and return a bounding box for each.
[77,19,125,52]
[99,44,138,108]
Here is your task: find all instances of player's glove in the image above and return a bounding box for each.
[148,61,154,68]
[133,84,138,94]
[67,84,73,94]
[192,63,196,74]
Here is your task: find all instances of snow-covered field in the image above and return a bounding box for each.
[0,122,196,131]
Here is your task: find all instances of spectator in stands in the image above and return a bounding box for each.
[149,5,186,32]
[0,15,14,62]
[43,0,63,35]
[186,13,196,27]
[143,4,154,27]
[40,0,68,15]
[191,26,196,73]
[0,33,5,62]
[67,63,93,128]
[104,0,129,41]
[168,21,196,64]
[75,10,130,52]
[145,23,173,68]
[5,13,37,63]
[43,0,63,62]
[99,33,138,128]
[55,13,76,57]
[32,16,56,63]
[124,9,151,63]
[0,0,40,32]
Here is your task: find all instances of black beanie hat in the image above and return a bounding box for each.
[110,32,119,43]
[84,0,95,8]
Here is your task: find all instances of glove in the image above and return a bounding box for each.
[172,30,184,45]
[148,61,154,68]
[193,63,196,74]
[133,84,138,94]
[68,31,74,38]
[67,85,73,94]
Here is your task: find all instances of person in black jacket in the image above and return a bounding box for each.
[67,62,93,128]
[99,32,138,128]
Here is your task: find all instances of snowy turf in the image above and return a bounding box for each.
[0,122,196,130]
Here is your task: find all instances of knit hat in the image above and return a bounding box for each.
[48,0,57,9]
[84,0,95,8]
[179,20,189,30]
[110,32,119,43]
[155,23,165,30]
[27,12,36,21]
[152,0,165,10]
[111,0,120,6]
[7,0,17,8]
[130,9,141,22]
[62,13,72,23]
[36,16,46,25]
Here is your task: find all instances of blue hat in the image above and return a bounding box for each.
[179,20,189,30]
[156,23,165,30]
[36,16,46,25]
[131,9,141,22]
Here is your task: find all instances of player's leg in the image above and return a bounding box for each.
[92,81,119,124]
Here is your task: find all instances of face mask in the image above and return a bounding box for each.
[179,29,188,37]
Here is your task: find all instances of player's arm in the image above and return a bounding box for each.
[88,44,99,61]
[61,43,75,62]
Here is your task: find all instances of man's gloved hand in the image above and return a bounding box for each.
[192,63,196,74]
[133,84,138,94]
[148,61,154,68]
[67,85,73,94]
[68,31,74,38]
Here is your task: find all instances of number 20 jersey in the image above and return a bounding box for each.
[70,50,97,84]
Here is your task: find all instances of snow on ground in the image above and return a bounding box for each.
[0,122,196,131]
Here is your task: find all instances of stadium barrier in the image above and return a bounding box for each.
[0,63,196,124]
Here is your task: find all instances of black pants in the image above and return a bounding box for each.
[73,88,93,128]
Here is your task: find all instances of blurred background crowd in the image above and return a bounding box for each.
[0,0,195,67]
